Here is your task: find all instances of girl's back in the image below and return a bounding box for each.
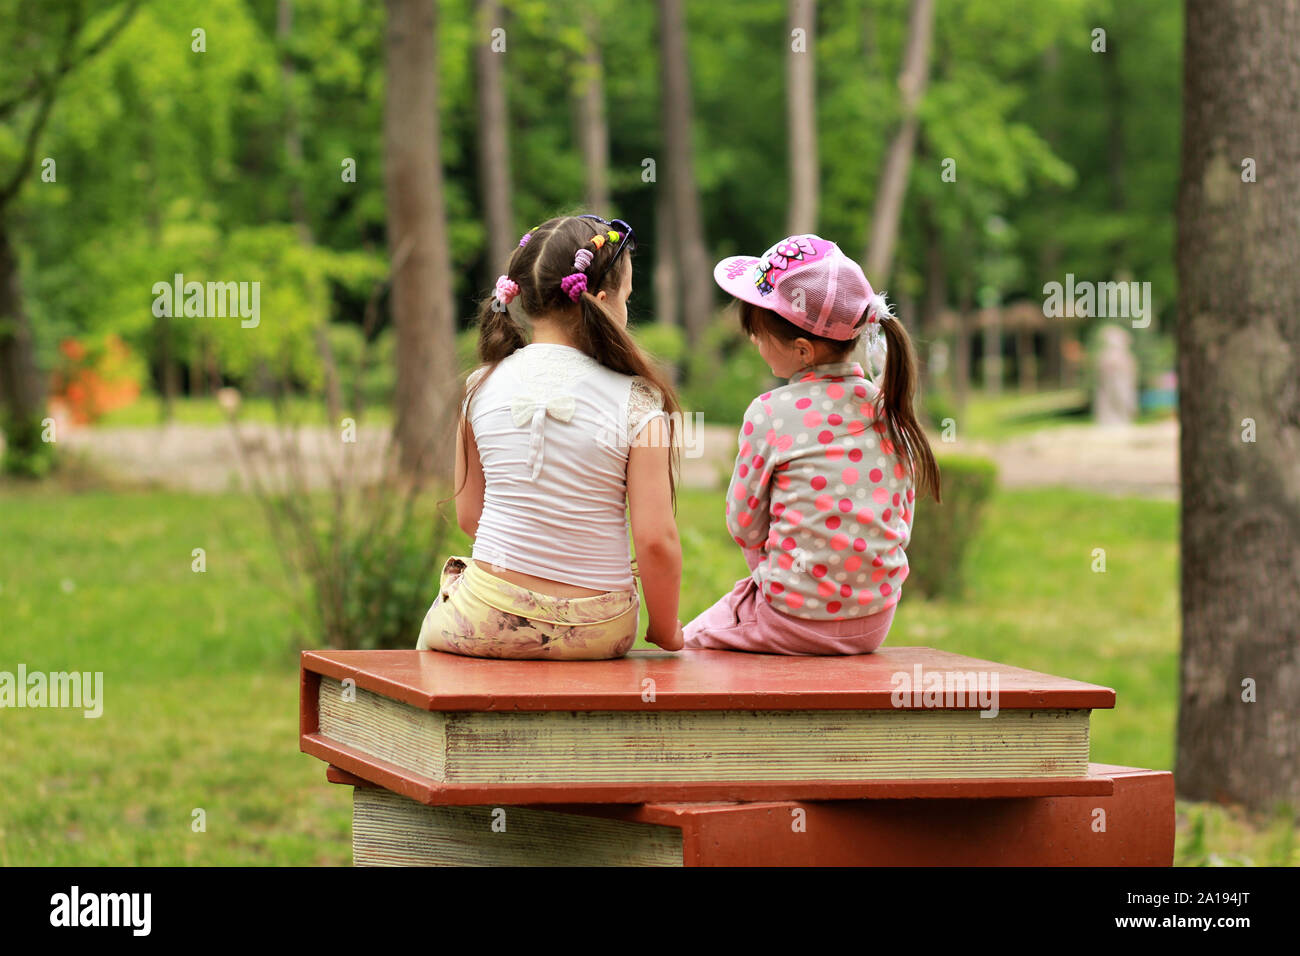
[469,342,663,592]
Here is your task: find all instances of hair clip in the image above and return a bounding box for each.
[494,274,520,305]
[561,274,587,301]
[867,292,893,324]
[561,246,592,301]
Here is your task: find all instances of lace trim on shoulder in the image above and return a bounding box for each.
[627,376,666,443]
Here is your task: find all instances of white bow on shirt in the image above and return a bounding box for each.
[510,393,576,479]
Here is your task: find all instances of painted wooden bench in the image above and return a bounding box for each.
[299,647,1173,866]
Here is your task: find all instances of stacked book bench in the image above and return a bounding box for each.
[299,646,1174,866]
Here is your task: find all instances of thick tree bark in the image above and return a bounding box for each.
[385,0,457,481]
[786,0,818,235]
[863,0,934,284]
[0,222,45,448]
[475,0,514,271]
[1175,0,1300,810]
[657,0,713,343]
[576,6,610,213]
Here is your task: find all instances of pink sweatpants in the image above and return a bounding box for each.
[683,574,896,656]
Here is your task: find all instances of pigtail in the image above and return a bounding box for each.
[875,307,941,503]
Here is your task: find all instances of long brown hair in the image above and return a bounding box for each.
[460,214,683,503]
[740,300,941,502]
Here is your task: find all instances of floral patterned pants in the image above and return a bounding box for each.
[415,557,640,660]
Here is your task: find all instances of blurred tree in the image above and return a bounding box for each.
[1175,0,1300,811]
[786,0,818,235]
[279,0,343,426]
[863,0,933,284]
[657,0,713,343]
[574,2,610,212]
[474,0,514,271]
[384,0,455,480]
[0,0,139,475]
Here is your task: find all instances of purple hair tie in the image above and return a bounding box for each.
[518,232,532,247]
[561,273,588,301]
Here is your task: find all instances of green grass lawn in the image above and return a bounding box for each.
[0,480,1293,865]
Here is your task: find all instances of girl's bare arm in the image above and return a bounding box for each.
[628,417,683,650]
[455,422,486,537]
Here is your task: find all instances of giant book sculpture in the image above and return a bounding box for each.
[299,647,1174,865]
[301,647,1117,805]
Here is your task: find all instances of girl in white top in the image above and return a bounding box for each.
[416,214,685,659]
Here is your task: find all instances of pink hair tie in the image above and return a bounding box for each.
[494,274,520,305]
[573,248,594,271]
[560,273,588,301]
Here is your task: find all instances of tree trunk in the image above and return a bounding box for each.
[576,6,610,213]
[953,265,973,412]
[863,0,934,284]
[1175,0,1300,810]
[919,193,944,394]
[982,309,1001,397]
[0,221,45,456]
[654,187,679,328]
[658,0,713,343]
[786,0,818,235]
[385,0,457,482]
[475,0,514,271]
[1102,21,1126,268]
[280,0,343,425]
[1016,328,1035,393]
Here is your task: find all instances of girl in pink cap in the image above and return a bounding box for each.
[685,234,941,655]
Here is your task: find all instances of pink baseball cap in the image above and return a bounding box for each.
[713,234,882,341]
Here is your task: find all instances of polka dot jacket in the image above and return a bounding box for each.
[725,360,915,621]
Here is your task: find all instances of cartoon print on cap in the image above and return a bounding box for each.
[753,235,819,295]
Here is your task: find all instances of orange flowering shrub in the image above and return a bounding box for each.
[49,334,143,425]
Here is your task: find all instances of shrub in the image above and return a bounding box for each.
[905,455,998,600]
[230,319,453,650]
[682,317,778,424]
[1,415,56,479]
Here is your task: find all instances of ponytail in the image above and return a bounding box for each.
[449,287,528,506]
[876,313,941,502]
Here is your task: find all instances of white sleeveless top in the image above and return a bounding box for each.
[466,343,666,592]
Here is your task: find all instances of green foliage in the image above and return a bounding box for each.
[331,503,449,651]
[904,455,998,600]
[631,320,687,370]
[682,317,778,423]
[328,324,395,411]
[1,415,56,479]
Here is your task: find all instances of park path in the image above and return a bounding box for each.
[55,418,1179,498]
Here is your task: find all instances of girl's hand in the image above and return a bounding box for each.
[646,619,685,651]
